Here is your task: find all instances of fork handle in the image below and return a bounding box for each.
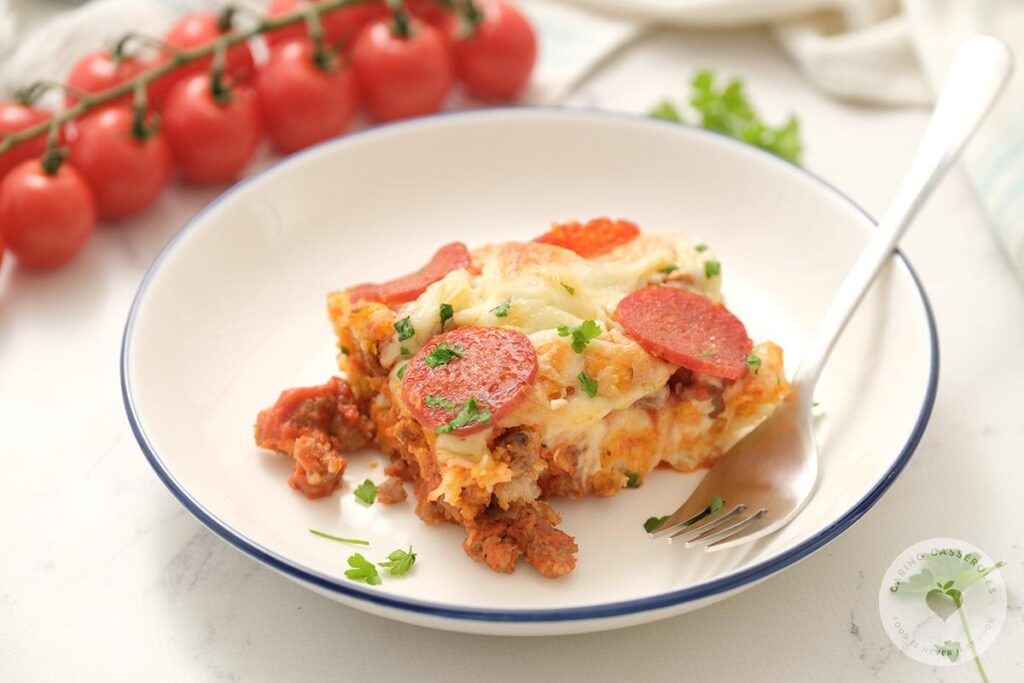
[792,35,1014,396]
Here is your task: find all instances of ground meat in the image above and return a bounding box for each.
[377,476,407,505]
[461,502,577,578]
[491,428,541,476]
[254,377,373,499]
[506,503,578,578]
[463,518,521,574]
[288,434,346,498]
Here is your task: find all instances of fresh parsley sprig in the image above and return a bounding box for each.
[557,319,602,354]
[378,546,417,576]
[424,342,464,368]
[345,553,382,585]
[354,479,378,505]
[435,397,491,434]
[650,69,803,164]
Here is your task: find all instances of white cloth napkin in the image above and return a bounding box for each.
[1,0,1021,275]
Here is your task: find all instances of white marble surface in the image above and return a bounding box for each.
[2,16,1023,683]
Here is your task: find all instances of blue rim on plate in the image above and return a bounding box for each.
[121,108,939,623]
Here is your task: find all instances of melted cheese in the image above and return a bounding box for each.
[383,233,722,474]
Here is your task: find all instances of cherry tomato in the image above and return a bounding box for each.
[65,50,154,109]
[265,0,388,48]
[256,39,358,153]
[69,107,171,220]
[150,11,257,111]
[352,17,452,122]
[0,101,51,181]
[0,159,96,269]
[448,0,536,101]
[162,73,262,184]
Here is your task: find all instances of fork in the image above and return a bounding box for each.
[648,35,1014,551]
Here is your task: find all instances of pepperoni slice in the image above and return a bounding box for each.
[401,327,538,436]
[616,286,752,381]
[534,217,640,258]
[348,242,471,305]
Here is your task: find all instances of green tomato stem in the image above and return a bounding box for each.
[386,0,414,39]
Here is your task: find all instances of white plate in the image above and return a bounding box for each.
[122,109,937,636]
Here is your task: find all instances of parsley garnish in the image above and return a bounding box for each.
[424,394,458,410]
[699,348,717,358]
[659,264,679,274]
[561,282,575,295]
[396,363,407,380]
[345,553,381,585]
[746,353,761,373]
[695,243,708,253]
[308,529,369,546]
[704,260,721,278]
[439,303,454,328]
[378,546,417,576]
[424,342,463,368]
[491,299,511,318]
[626,472,640,488]
[577,371,599,398]
[709,495,725,514]
[400,346,411,356]
[339,346,350,356]
[644,515,669,533]
[394,316,415,341]
[649,70,803,164]
[435,397,491,434]
[354,479,377,505]
[557,319,602,353]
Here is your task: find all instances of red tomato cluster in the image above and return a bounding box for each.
[0,0,536,270]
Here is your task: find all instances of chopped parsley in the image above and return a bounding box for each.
[561,282,575,295]
[490,299,511,318]
[345,553,381,585]
[659,264,679,275]
[746,353,761,373]
[709,495,725,515]
[577,371,599,398]
[699,348,717,358]
[434,397,491,434]
[394,316,415,341]
[378,546,417,576]
[557,319,602,353]
[424,394,458,410]
[424,342,463,368]
[439,303,454,328]
[339,346,350,356]
[400,346,411,356]
[625,472,640,488]
[354,479,378,505]
[695,243,708,253]
[704,260,721,278]
[308,529,369,546]
[644,515,669,533]
[396,363,408,380]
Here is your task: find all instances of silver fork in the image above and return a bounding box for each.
[649,35,1013,551]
